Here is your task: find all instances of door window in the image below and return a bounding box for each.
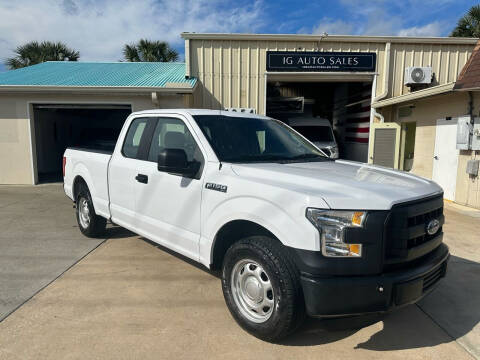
[148,117,204,164]
[122,117,150,159]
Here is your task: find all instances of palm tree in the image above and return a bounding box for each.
[451,5,480,37]
[123,39,179,62]
[5,41,80,70]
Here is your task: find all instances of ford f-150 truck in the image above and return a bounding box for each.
[63,109,448,341]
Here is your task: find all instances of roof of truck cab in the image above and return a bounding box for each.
[130,109,270,119]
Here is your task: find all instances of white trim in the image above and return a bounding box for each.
[181,32,478,45]
[373,42,391,102]
[265,71,375,83]
[369,76,379,163]
[0,83,197,94]
[369,42,390,161]
[27,100,134,185]
[184,39,191,78]
[372,82,455,108]
[27,103,37,185]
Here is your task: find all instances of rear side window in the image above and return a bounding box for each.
[122,117,149,158]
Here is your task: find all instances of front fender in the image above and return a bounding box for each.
[199,196,321,267]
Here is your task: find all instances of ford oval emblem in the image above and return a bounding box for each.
[426,219,440,236]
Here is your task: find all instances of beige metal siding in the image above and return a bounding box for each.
[189,39,387,114]
[186,35,475,114]
[390,43,474,97]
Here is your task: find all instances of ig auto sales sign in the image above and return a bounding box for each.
[266,51,376,72]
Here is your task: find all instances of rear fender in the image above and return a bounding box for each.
[71,162,109,218]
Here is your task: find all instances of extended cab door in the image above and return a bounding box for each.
[108,116,157,229]
[134,115,205,260]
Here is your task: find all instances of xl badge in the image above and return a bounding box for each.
[426,219,440,236]
[205,182,228,193]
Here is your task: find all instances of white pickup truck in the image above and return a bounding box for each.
[64,109,448,341]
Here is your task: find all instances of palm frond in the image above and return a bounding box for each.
[451,5,480,37]
[4,40,79,69]
[123,44,141,62]
[123,39,179,62]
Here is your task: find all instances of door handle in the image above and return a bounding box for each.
[135,174,148,184]
[434,156,439,160]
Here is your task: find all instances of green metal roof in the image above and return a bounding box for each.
[0,61,196,88]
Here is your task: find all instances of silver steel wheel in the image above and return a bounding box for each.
[78,197,91,229]
[231,259,275,323]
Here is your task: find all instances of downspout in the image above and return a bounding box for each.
[368,42,390,163]
[468,91,478,161]
[372,41,391,122]
[151,92,159,108]
[469,91,474,121]
[184,39,191,79]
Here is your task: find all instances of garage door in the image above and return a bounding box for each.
[33,104,131,183]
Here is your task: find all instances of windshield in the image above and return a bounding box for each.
[192,115,328,163]
[291,125,334,142]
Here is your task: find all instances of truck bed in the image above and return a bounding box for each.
[63,147,112,220]
[68,147,114,156]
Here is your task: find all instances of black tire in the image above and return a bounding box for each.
[221,236,305,342]
[75,184,106,238]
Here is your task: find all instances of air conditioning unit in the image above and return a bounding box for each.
[404,67,433,86]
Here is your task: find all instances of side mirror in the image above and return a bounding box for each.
[157,148,199,178]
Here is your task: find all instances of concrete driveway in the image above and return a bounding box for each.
[0,184,105,321]
[0,184,479,360]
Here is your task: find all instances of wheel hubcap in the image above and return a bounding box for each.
[78,198,90,229]
[231,260,274,323]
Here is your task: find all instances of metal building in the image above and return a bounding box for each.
[0,33,479,209]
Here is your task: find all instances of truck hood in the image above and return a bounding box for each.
[231,160,443,210]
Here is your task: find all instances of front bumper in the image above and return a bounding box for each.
[299,243,449,317]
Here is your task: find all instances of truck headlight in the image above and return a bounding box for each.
[306,209,366,257]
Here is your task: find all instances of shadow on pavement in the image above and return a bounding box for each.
[281,255,480,352]
[103,224,135,239]
[113,228,479,353]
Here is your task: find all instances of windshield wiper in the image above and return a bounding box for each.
[225,154,287,163]
[287,153,325,160]
[225,153,328,164]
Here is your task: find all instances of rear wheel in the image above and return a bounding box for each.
[75,185,106,238]
[221,236,305,342]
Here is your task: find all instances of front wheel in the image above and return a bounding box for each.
[75,185,106,238]
[221,236,305,342]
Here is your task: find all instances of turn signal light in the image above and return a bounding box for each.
[352,212,366,227]
[62,156,66,177]
[348,244,362,257]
